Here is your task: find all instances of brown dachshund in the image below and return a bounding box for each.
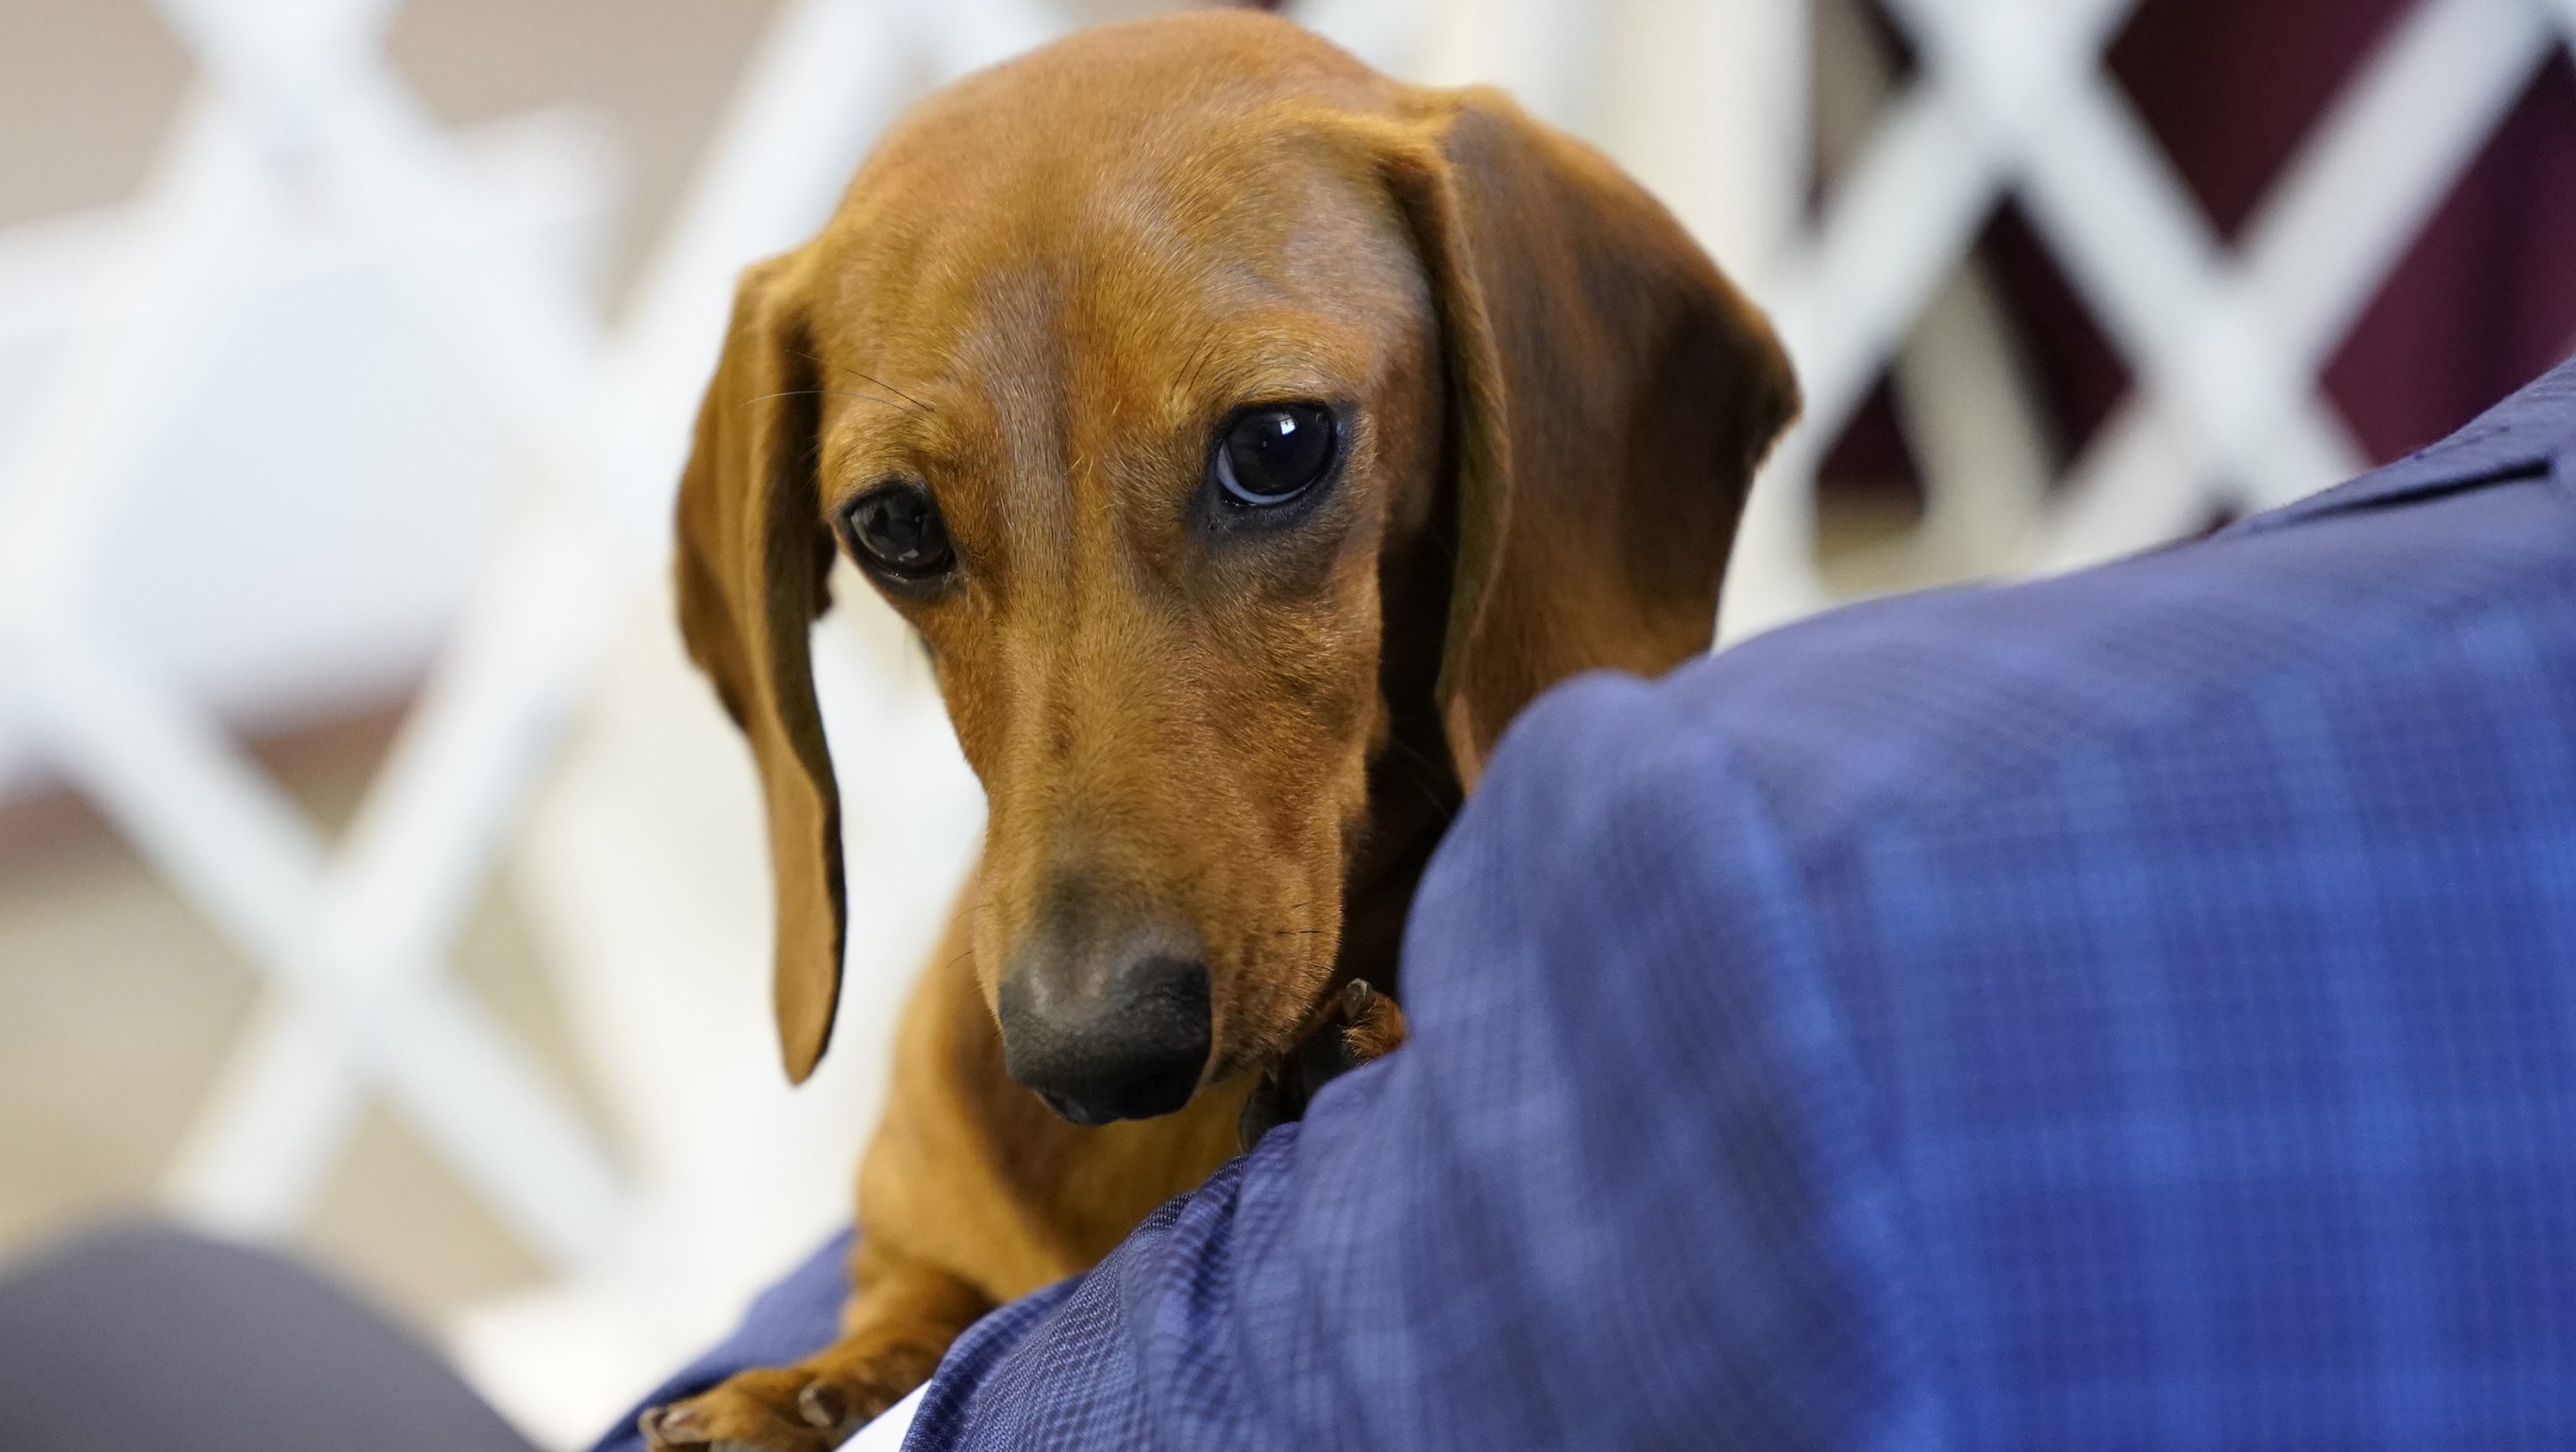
[648,10,1794,1448]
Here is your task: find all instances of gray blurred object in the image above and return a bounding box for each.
[0,1221,536,1452]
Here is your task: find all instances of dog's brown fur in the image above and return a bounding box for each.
[650,12,1794,1448]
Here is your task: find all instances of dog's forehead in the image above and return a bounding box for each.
[869,9,1391,169]
[835,102,1400,316]
[802,56,1423,465]
[816,13,1405,317]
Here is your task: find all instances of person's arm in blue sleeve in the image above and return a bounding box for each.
[901,670,1948,1451]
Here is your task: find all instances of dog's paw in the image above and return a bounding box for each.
[639,1345,939,1452]
[1239,978,1407,1149]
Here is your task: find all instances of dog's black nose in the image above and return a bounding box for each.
[998,949,1212,1125]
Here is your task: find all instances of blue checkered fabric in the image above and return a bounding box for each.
[598,356,2576,1452]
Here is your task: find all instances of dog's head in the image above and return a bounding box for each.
[674,11,1795,1119]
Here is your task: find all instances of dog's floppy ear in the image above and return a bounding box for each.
[1380,87,1799,784]
[672,254,845,1084]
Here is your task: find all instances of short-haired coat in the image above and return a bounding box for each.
[649,11,1795,1448]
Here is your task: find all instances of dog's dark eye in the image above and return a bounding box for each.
[1212,403,1339,508]
[843,482,954,580]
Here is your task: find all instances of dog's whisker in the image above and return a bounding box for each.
[791,349,938,415]
[848,368,936,415]
[746,386,920,413]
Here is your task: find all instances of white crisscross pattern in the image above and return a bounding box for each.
[1725,0,2576,636]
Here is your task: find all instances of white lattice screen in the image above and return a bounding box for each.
[0,0,2568,1441]
[1731,0,2576,636]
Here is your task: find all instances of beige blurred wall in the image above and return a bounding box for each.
[0,0,778,269]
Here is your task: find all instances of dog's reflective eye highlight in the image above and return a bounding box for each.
[1212,403,1338,507]
[845,482,955,580]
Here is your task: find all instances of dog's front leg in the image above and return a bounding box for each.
[638,1237,988,1451]
[641,877,1246,1452]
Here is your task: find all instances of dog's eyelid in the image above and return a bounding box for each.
[830,468,931,506]
[1222,387,1356,414]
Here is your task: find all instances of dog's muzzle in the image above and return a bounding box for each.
[997,941,1213,1125]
